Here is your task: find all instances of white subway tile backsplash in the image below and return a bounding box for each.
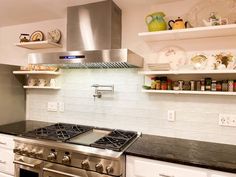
[26,69,236,145]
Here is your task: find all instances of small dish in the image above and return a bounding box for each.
[47,29,61,43]
[30,31,44,41]
[157,46,187,70]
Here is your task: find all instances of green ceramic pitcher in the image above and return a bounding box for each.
[145,12,167,32]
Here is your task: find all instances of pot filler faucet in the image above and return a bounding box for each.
[92,84,114,100]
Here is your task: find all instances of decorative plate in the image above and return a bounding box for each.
[30,31,44,41]
[186,0,236,27]
[47,29,61,43]
[157,46,187,70]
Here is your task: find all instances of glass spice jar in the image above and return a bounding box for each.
[234,80,236,92]
[211,80,216,91]
[150,77,156,90]
[190,80,195,91]
[200,79,205,91]
[196,80,201,91]
[173,81,179,91]
[222,80,228,92]
[167,79,172,90]
[160,77,167,90]
[216,81,222,91]
[228,80,234,92]
[178,80,183,90]
[205,78,212,91]
[156,80,161,90]
[161,81,167,90]
[183,81,191,90]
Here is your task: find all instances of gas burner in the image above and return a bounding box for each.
[108,130,137,139]
[56,130,70,140]
[91,137,127,151]
[54,123,65,129]
[35,128,48,136]
[72,125,92,133]
[22,123,93,142]
[91,130,137,151]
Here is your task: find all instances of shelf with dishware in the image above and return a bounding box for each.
[15,40,62,50]
[13,70,61,75]
[13,68,61,90]
[23,86,61,90]
[139,24,236,42]
[139,70,236,76]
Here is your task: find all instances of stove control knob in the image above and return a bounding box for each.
[106,165,113,174]
[62,155,71,164]
[81,160,90,170]
[21,148,29,156]
[95,162,103,173]
[35,151,43,158]
[47,152,57,161]
[28,151,36,157]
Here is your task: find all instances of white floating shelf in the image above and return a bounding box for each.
[15,40,62,49]
[139,24,236,42]
[139,70,236,76]
[142,89,236,96]
[13,71,61,75]
[23,86,60,90]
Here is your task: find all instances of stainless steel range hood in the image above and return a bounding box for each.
[28,0,143,69]
[28,49,143,68]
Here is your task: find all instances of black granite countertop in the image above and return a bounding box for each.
[125,134,236,173]
[0,120,52,136]
[1,121,236,173]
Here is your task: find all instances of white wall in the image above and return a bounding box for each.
[22,0,236,145]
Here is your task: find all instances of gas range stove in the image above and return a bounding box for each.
[22,123,138,151]
[14,123,140,177]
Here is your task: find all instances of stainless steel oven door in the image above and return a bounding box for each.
[43,163,113,177]
[14,155,43,177]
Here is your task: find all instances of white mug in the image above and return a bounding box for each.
[38,79,47,87]
[28,78,37,86]
[49,79,56,87]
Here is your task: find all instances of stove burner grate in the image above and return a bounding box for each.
[22,123,93,141]
[91,130,137,151]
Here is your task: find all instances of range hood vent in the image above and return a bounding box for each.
[28,49,143,69]
[27,0,143,69]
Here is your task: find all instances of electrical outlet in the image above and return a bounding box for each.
[168,110,176,122]
[219,114,236,127]
[47,102,58,112]
[58,102,64,112]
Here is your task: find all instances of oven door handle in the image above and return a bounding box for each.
[43,167,82,177]
[13,159,41,168]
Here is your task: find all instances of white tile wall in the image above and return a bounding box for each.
[26,68,236,145]
[24,0,236,145]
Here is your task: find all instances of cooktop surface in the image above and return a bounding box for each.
[22,123,138,151]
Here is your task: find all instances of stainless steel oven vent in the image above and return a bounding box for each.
[28,49,143,69]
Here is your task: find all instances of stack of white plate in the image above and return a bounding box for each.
[147,63,171,71]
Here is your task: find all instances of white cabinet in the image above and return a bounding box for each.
[0,149,14,175]
[0,134,14,177]
[126,156,207,177]
[0,134,14,150]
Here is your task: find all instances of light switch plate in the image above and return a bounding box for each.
[168,110,176,122]
[219,113,236,127]
[47,102,58,112]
